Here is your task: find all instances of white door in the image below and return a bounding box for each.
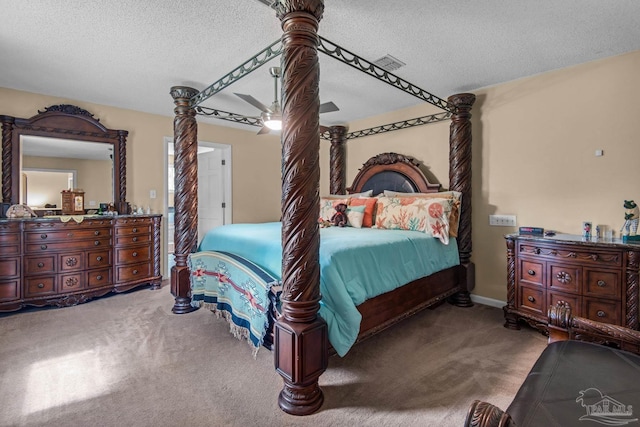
[197,147,226,242]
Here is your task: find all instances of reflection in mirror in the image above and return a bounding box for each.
[20,136,114,213]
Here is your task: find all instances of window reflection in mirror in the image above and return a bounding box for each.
[20,135,114,213]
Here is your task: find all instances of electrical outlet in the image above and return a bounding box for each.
[150,189,156,199]
[489,215,517,227]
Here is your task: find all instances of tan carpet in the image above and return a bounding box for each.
[0,285,546,427]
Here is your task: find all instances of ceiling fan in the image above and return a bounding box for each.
[234,66,340,135]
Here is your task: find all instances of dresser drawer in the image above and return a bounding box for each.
[0,257,20,277]
[0,280,20,301]
[59,273,83,292]
[584,269,620,298]
[87,269,112,288]
[25,228,111,243]
[115,246,150,264]
[116,262,151,282]
[25,276,56,296]
[584,298,621,325]
[548,264,581,294]
[115,223,152,236]
[25,237,111,253]
[548,291,581,315]
[115,233,151,246]
[1,244,20,256]
[518,285,545,314]
[87,250,112,268]
[519,259,544,286]
[0,232,20,245]
[24,255,56,275]
[59,253,84,272]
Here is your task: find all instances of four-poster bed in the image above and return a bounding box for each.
[169,0,475,416]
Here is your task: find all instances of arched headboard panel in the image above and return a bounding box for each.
[348,152,441,195]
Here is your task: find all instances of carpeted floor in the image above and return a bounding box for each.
[0,284,547,427]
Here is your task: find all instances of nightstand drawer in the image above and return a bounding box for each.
[548,291,581,314]
[584,269,620,298]
[519,259,544,286]
[584,298,621,325]
[518,285,545,314]
[549,264,581,294]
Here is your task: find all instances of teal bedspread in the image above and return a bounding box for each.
[197,222,460,356]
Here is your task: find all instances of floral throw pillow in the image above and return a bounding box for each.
[383,191,461,237]
[373,196,452,244]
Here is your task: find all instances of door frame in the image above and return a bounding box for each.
[163,137,232,277]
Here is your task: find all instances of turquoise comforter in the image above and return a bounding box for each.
[198,222,459,356]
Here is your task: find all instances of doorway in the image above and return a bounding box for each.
[164,138,232,275]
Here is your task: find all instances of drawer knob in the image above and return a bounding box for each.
[40,244,47,250]
[37,262,44,268]
[40,233,47,239]
[67,232,73,237]
[37,283,44,289]
[527,295,535,302]
[556,271,572,284]
[133,269,138,275]
[94,241,100,246]
[96,256,103,261]
[96,275,103,280]
[597,280,606,287]
[527,269,536,276]
[597,310,606,318]
[94,230,100,236]
[132,237,138,242]
[132,228,138,233]
[132,252,138,257]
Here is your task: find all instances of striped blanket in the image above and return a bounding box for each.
[188,251,280,357]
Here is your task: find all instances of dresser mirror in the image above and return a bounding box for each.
[0,104,128,216]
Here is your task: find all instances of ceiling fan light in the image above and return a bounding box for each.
[264,119,282,130]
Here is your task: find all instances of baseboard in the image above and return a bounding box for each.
[470,294,505,309]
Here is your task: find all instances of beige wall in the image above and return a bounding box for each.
[2,49,639,300]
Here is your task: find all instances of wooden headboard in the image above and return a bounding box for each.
[348,152,441,195]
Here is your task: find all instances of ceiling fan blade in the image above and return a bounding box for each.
[257,125,271,135]
[319,101,339,114]
[234,93,272,113]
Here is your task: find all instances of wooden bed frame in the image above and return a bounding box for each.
[169,0,475,416]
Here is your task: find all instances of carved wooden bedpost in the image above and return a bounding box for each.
[329,125,348,195]
[1,116,15,215]
[626,250,640,329]
[170,86,200,314]
[448,93,476,307]
[275,0,328,416]
[116,130,128,214]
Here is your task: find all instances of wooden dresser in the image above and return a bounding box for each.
[0,214,162,312]
[504,233,640,332]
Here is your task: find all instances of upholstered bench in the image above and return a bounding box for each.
[464,304,640,427]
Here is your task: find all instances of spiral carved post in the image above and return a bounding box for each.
[116,130,129,214]
[448,93,476,307]
[626,250,639,329]
[1,116,15,208]
[503,237,519,329]
[170,86,200,314]
[275,0,328,416]
[329,125,348,195]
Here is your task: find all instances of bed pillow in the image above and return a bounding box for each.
[319,197,349,222]
[382,190,462,237]
[347,197,377,227]
[347,189,373,198]
[373,196,452,244]
[346,205,366,228]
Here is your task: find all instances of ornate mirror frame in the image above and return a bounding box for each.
[0,104,128,216]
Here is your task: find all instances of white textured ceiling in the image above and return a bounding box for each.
[2,0,640,131]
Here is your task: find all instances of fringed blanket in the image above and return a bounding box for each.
[189,251,280,357]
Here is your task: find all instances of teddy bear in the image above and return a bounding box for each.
[330,203,348,227]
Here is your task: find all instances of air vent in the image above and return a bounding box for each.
[255,0,278,10]
[373,54,406,72]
